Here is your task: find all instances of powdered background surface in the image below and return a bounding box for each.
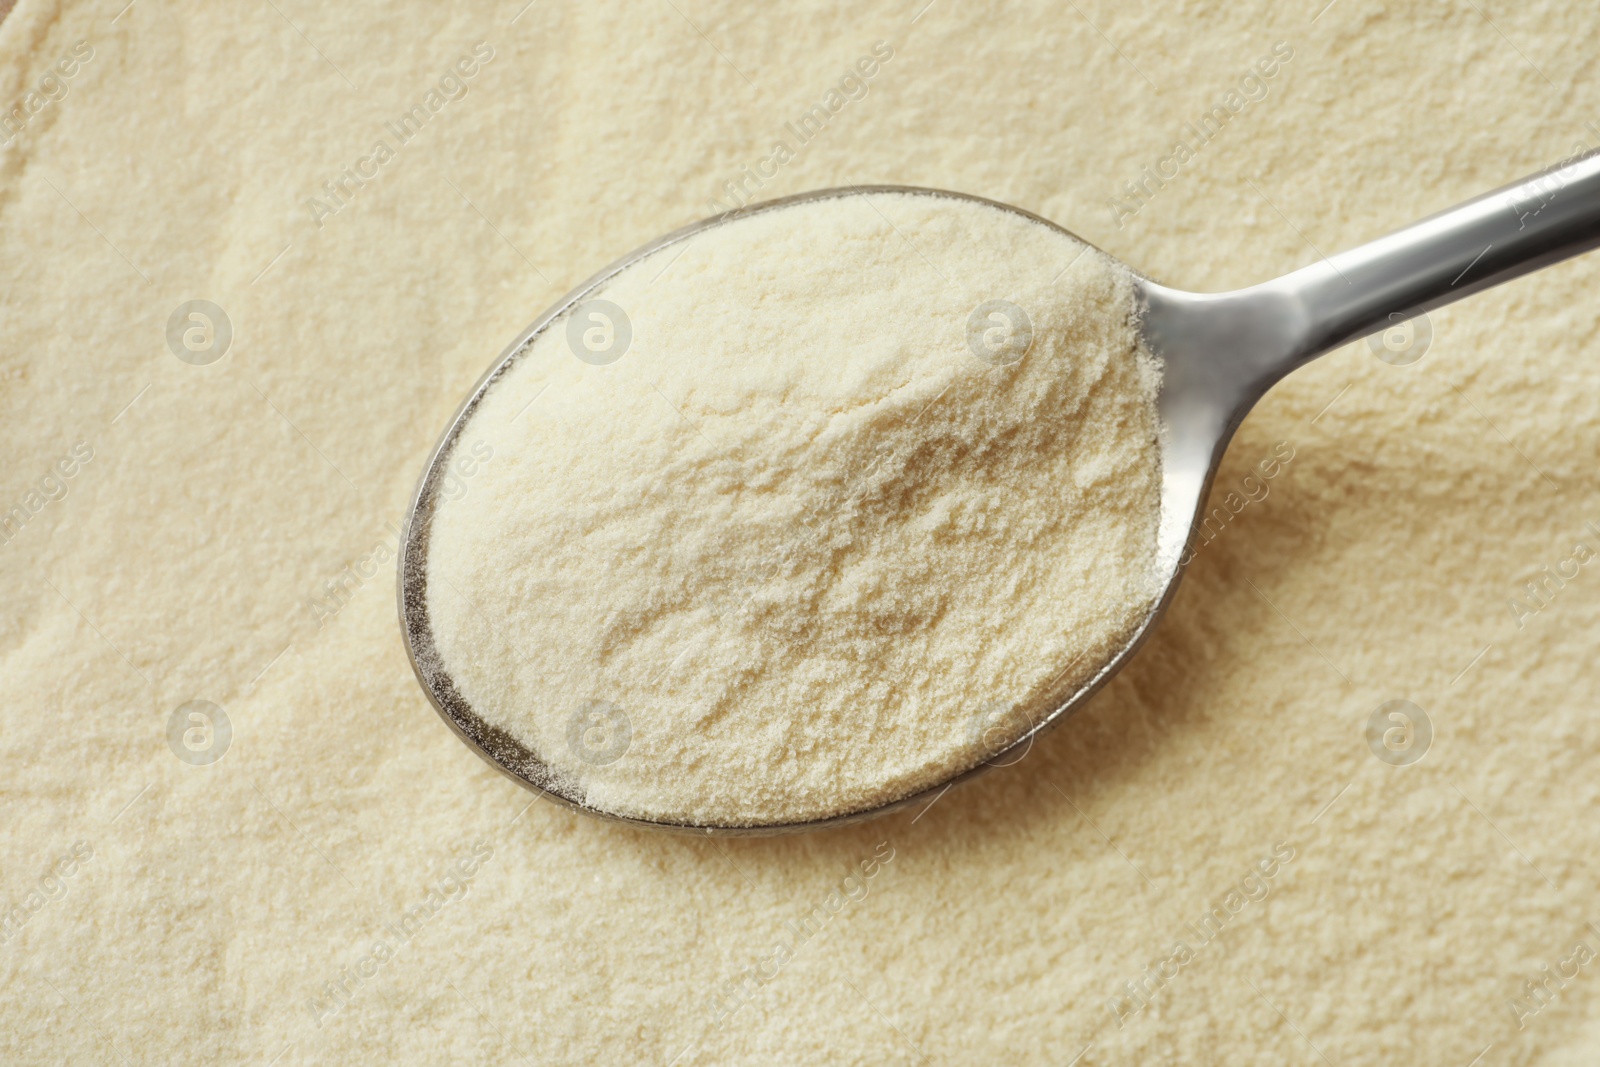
[426,194,1161,826]
[2,0,1599,1063]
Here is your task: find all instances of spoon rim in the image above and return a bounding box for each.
[397,183,1191,836]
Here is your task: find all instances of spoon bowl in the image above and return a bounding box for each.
[401,155,1600,834]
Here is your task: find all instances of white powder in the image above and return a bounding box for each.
[425,193,1164,826]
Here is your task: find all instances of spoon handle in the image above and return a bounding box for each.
[1277,150,1600,365]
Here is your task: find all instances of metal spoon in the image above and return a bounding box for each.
[400,153,1600,835]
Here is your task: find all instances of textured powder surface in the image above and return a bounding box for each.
[425,194,1163,825]
[6,1,1600,1064]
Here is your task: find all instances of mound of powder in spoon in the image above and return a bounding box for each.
[421,191,1164,826]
